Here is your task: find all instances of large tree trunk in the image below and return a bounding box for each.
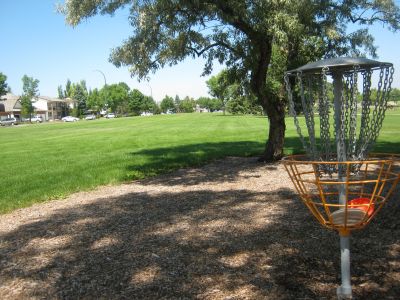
[251,40,286,162]
[260,98,286,162]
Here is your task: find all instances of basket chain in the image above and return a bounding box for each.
[348,69,358,159]
[331,71,348,172]
[358,66,393,158]
[357,69,372,158]
[318,68,336,174]
[366,66,393,152]
[285,63,394,177]
[344,74,350,154]
[306,75,317,157]
[320,68,332,161]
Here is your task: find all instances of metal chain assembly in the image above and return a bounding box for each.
[319,67,332,161]
[285,62,395,177]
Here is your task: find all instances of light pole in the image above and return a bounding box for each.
[93,69,107,115]
[93,69,107,86]
[147,83,153,99]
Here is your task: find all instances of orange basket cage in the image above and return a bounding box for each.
[282,154,400,236]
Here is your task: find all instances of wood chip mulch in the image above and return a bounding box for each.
[0,157,399,299]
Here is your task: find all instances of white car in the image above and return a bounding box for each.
[29,116,43,123]
[105,113,116,119]
[85,114,96,120]
[62,116,79,122]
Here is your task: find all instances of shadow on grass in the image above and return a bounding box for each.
[0,157,399,299]
[124,139,305,181]
[123,137,400,183]
[373,140,400,154]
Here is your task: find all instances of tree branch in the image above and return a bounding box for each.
[187,41,238,56]
[350,10,388,24]
[203,0,259,40]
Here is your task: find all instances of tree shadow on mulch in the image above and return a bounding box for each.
[1,116,399,299]
[0,161,399,299]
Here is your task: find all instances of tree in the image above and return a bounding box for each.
[87,88,103,113]
[58,79,88,116]
[118,82,130,93]
[389,88,400,105]
[141,96,160,114]
[0,72,10,97]
[174,95,181,113]
[206,71,263,115]
[160,95,176,113]
[206,70,231,115]
[73,82,88,117]
[57,85,65,99]
[62,0,400,161]
[116,82,131,114]
[179,96,196,113]
[128,89,145,115]
[226,89,263,115]
[102,83,129,114]
[65,79,73,98]
[196,96,222,112]
[20,75,40,120]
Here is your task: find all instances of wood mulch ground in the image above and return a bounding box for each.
[0,157,399,299]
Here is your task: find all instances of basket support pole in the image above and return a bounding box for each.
[333,73,353,299]
[337,234,352,299]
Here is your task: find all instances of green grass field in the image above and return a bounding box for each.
[1,112,399,213]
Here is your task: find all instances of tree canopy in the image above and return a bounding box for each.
[0,72,10,97]
[160,95,175,113]
[102,83,130,113]
[61,0,400,160]
[20,75,40,118]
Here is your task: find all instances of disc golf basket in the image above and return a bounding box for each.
[282,57,400,299]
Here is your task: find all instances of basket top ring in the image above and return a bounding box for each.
[282,153,400,165]
[286,57,392,75]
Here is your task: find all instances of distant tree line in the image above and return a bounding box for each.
[2,71,400,120]
[57,71,265,117]
[57,80,160,117]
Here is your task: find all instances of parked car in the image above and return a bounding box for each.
[85,114,96,120]
[27,116,43,123]
[105,113,116,119]
[0,117,19,126]
[62,116,79,122]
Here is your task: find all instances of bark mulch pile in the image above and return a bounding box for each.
[0,157,399,299]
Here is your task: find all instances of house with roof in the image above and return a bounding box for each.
[0,93,77,121]
[33,96,71,121]
[0,93,22,120]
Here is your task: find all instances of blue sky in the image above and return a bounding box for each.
[1,0,399,101]
[1,0,222,101]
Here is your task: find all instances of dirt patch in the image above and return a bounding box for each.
[0,157,399,299]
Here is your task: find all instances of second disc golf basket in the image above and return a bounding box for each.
[283,57,400,299]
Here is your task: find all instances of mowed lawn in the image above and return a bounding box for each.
[1,111,400,214]
[0,114,269,213]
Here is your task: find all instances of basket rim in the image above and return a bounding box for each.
[285,57,392,74]
[282,153,400,165]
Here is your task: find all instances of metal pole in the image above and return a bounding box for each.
[93,69,107,115]
[338,234,352,299]
[93,69,107,86]
[333,72,352,299]
[147,84,153,98]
